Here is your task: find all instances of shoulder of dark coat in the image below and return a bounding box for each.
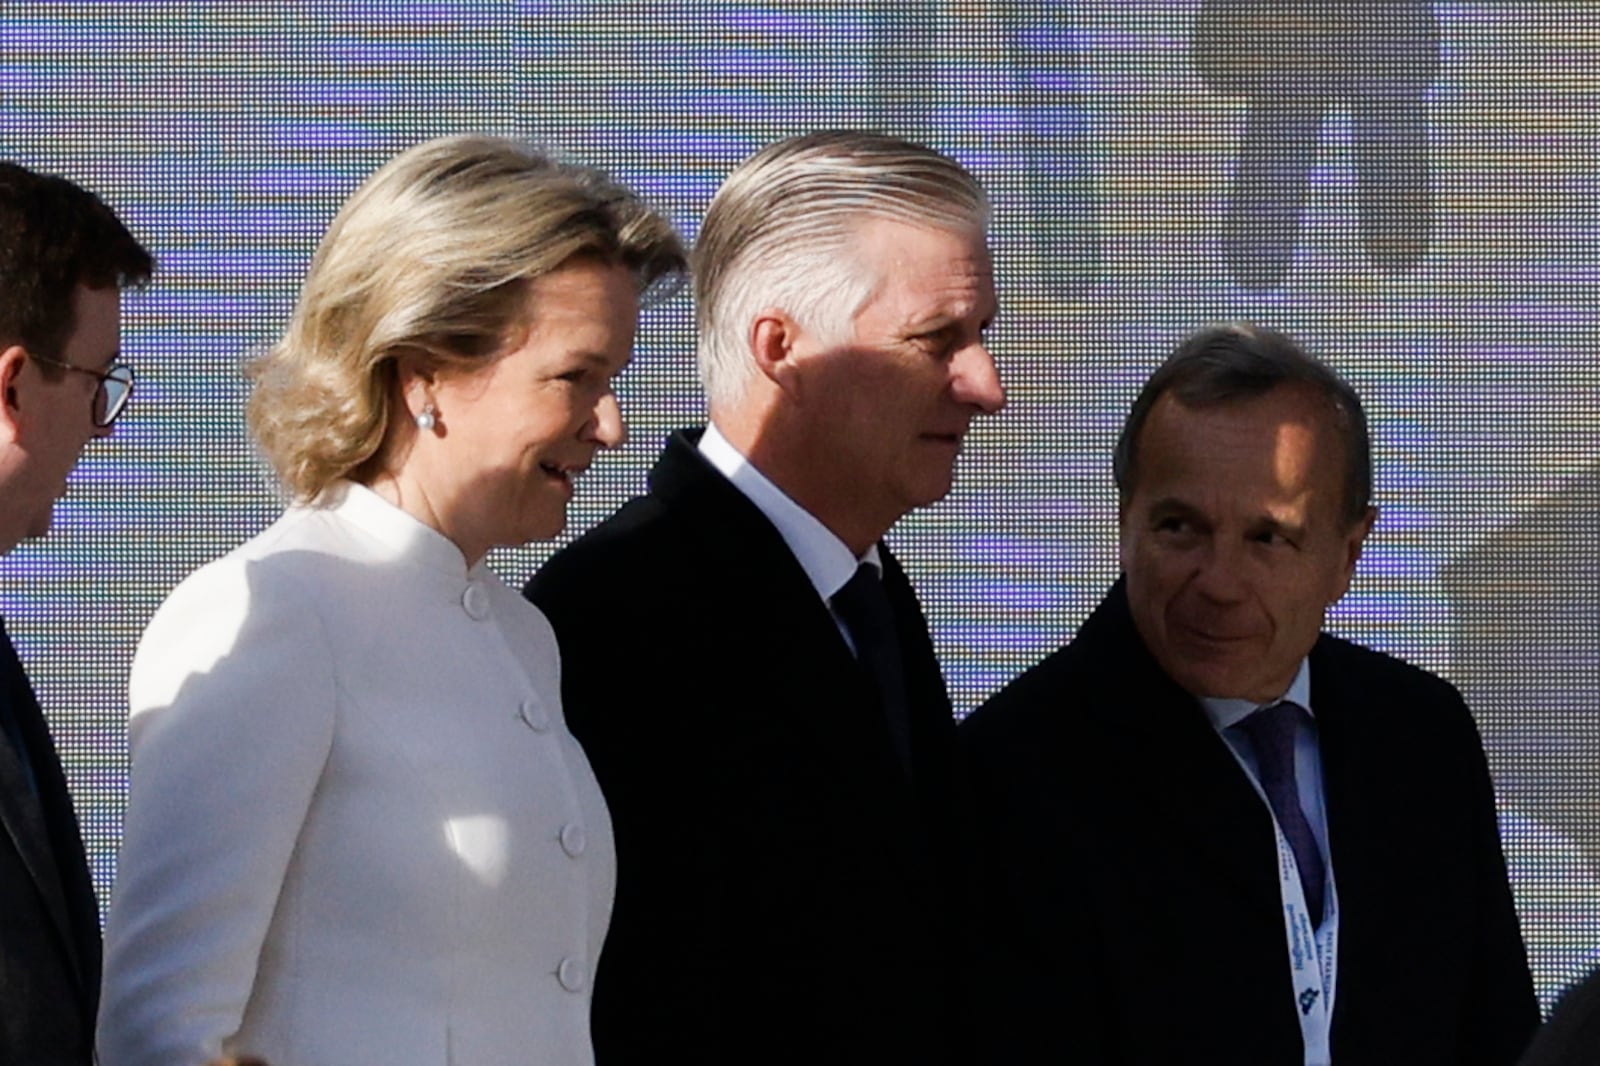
[1311,631,1465,707]
[526,494,683,609]
[1309,631,1481,753]
[961,599,1134,748]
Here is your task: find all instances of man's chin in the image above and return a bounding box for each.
[906,468,959,510]
[1167,659,1260,703]
[26,506,55,541]
[1180,668,1294,705]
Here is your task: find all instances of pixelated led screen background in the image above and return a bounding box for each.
[1,0,1595,1008]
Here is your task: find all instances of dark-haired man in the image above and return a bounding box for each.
[0,161,151,1064]
[964,324,1538,1065]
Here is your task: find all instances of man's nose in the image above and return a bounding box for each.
[951,342,1006,415]
[1191,541,1250,603]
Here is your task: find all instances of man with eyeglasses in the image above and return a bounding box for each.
[0,161,151,1066]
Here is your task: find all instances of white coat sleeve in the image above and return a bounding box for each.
[98,555,338,1066]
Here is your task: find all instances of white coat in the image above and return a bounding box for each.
[98,482,614,1066]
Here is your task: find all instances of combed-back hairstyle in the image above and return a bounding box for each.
[248,134,686,501]
[1113,323,1374,526]
[0,163,153,375]
[693,130,988,409]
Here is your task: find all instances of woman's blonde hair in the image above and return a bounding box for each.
[248,134,685,501]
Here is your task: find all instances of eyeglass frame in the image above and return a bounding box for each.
[26,350,135,427]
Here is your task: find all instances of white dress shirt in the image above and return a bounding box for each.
[698,422,880,651]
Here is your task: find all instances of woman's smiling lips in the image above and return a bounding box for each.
[540,461,588,493]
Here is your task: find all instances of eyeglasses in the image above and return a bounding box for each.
[29,352,135,427]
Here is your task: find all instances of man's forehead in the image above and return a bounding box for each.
[1134,396,1338,503]
[1145,388,1340,457]
[63,285,123,366]
[854,214,988,255]
[868,231,993,293]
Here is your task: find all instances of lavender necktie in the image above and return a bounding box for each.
[1237,701,1326,926]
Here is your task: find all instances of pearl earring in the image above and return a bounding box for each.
[415,404,438,432]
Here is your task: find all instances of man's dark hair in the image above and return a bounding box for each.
[1113,322,1374,526]
[0,162,153,374]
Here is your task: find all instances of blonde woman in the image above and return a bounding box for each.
[98,136,684,1066]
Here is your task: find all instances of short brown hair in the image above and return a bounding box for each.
[247,135,686,501]
[1114,323,1374,526]
[0,163,153,374]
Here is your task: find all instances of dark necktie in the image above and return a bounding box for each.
[831,563,913,778]
[1237,701,1326,925]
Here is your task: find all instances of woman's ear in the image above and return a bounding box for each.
[394,355,438,423]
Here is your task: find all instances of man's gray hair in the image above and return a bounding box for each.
[692,130,989,409]
[1113,323,1374,526]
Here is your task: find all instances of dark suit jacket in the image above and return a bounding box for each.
[962,579,1540,1066]
[526,429,977,1065]
[1519,967,1600,1066]
[0,618,100,1065]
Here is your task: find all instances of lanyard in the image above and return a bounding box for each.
[1221,740,1340,1064]
[1272,821,1339,1065]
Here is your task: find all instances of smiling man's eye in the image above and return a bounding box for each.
[1250,527,1298,549]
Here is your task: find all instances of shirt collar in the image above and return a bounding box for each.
[315,480,484,579]
[699,422,881,602]
[1199,658,1315,731]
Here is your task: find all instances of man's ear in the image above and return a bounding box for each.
[749,310,805,395]
[1332,505,1378,602]
[1116,497,1133,572]
[0,345,29,445]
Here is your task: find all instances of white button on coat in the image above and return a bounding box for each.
[461,582,491,620]
[557,957,587,993]
[519,699,550,733]
[560,823,586,858]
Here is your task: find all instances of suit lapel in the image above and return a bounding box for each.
[0,621,84,990]
[648,433,940,864]
[1310,638,1386,1007]
[1311,638,1392,911]
[1310,637,1404,1055]
[880,548,965,813]
[1075,582,1284,915]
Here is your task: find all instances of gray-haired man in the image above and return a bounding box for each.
[528,131,1005,1064]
